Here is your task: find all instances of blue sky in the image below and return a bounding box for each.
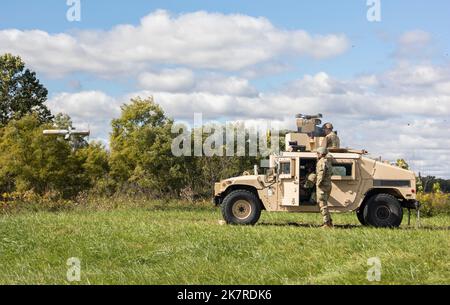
[1,1,450,177]
[1,0,449,93]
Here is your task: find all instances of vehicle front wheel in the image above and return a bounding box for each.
[221,190,262,225]
[356,207,367,226]
[364,194,403,228]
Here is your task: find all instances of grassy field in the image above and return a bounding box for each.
[0,201,449,285]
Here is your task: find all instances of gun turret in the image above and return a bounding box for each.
[286,114,326,152]
[295,113,324,137]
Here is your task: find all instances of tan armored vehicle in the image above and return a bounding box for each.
[214,114,419,228]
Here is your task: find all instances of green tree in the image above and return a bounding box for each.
[110,97,184,196]
[0,54,52,127]
[53,113,73,129]
[75,141,110,188]
[416,174,424,194]
[0,114,85,198]
[177,122,273,198]
[432,182,442,194]
[396,159,409,170]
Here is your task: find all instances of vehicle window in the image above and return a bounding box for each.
[280,162,291,175]
[332,163,353,177]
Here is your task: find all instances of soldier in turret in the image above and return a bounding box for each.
[321,123,340,149]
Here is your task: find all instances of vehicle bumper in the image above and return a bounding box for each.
[213,196,223,206]
[403,200,420,210]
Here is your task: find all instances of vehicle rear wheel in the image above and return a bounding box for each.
[364,194,403,228]
[221,190,262,225]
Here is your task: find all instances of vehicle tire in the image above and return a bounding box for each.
[356,207,367,226]
[221,190,262,225]
[364,194,403,228]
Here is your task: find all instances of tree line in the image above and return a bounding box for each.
[0,54,271,203]
[0,53,448,207]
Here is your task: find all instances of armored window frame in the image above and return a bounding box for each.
[331,160,356,181]
[278,158,295,179]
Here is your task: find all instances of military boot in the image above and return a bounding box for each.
[321,220,334,229]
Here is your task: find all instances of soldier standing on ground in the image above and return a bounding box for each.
[321,123,340,149]
[316,147,334,228]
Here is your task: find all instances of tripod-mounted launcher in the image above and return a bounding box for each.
[43,127,90,140]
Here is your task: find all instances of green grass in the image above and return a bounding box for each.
[0,202,449,285]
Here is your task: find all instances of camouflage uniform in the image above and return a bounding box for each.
[304,172,317,189]
[316,155,333,224]
[304,172,317,202]
[322,131,341,149]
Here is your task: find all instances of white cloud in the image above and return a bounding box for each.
[384,63,448,87]
[435,81,450,94]
[127,66,450,124]
[47,91,119,120]
[0,10,349,77]
[137,69,195,92]
[137,69,258,97]
[399,30,431,46]
[196,76,258,97]
[46,91,121,143]
[340,118,450,178]
[395,30,435,60]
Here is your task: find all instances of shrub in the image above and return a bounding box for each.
[417,192,450,217]
[1,190,76,213]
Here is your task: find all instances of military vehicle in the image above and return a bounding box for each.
[213,114,420,228]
